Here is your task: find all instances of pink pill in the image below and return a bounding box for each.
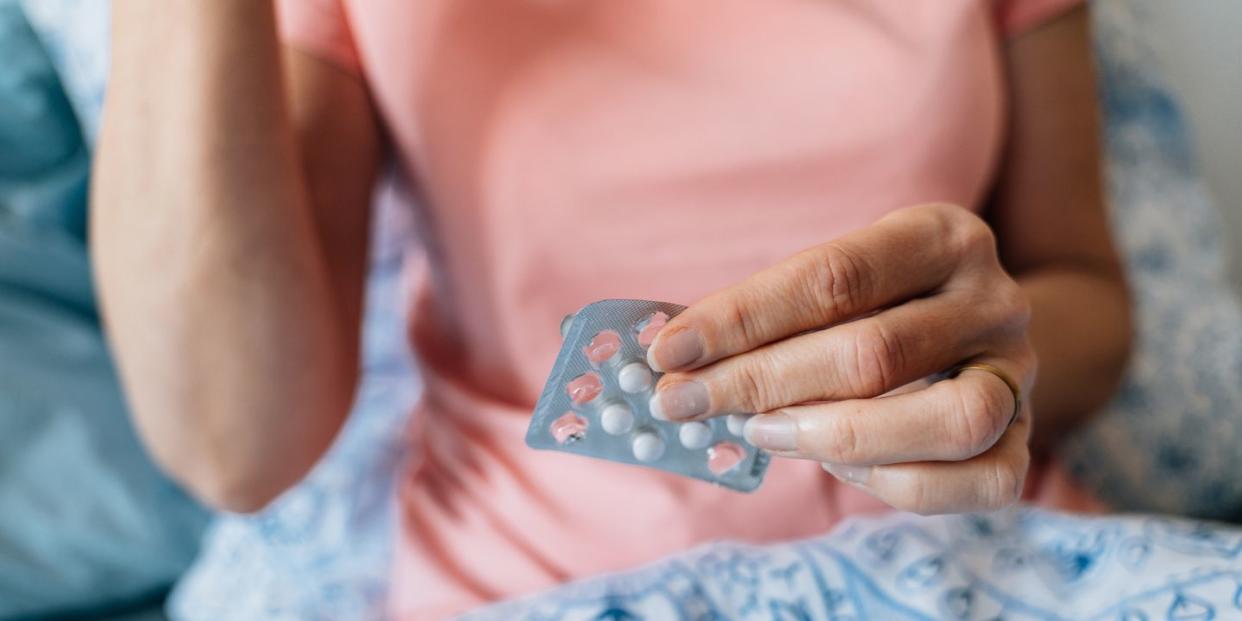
[582,330,622,365]
[551,412,588,444]
[707,442,746,476]
[566,372,603,405]
[635,312,669,348]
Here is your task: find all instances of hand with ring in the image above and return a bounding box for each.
[647,203,1035,515]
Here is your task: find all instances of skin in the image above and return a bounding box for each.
[95,1,382,510]
[94,3,1128,514]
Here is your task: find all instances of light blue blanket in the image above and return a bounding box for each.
[461,508,1242,620]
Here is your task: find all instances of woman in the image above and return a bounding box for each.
[94,0,1131,617]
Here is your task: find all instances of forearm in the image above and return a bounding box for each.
[989,8,1131,453]
[93,1,355,510]
[1018,266,1131,452]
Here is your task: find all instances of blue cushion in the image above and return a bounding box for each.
[0,2,208,618]
[0,281,203,619]
[0,0,88,245]
[17,0,106,145]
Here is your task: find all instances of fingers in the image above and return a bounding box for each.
[739,356,1028,464]
[648,204,995,373]
[650,287,1024,420]
[821,411,1032,515]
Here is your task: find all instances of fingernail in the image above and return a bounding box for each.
[821,462,872,486]
[647,327,703,372]
[743,413,798,451]
[649,382,710,421]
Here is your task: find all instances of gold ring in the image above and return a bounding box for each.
[946,362,1022,425]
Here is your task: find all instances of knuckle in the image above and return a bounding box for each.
[848,323,906,396]
[805,243,869,321]
[952,384,1009,458]
[949,211,997,257]
[893,476,942,516]
[822,412,864,464]
[1019,346,1039,388]
[729,353,783,413]
[995,280,1032,332]
[914,202,969,232]
[906,203,999,265]
[910,202,964,225]
[723,292,766,351]
[984,455,1028,511]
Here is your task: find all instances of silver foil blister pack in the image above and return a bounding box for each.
[526,299,770,492]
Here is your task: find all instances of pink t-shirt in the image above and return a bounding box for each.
[277,1,1090,618]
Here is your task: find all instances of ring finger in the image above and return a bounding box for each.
[823,409,1032,515]
[743,356,1028,464]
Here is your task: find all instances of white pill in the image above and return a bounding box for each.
[726,414,751,437]
[631,431,665,462]
[617,362,654,393]
[600,404,634,435]
[678,421,712,450]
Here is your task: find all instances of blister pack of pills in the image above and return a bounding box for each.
[526,299,771,492]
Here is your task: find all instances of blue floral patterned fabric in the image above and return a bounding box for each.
[460,508,1242,621]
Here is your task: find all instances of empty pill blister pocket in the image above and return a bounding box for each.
[526,299,771,492]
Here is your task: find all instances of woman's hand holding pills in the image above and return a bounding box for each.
[646,204,1035,515]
